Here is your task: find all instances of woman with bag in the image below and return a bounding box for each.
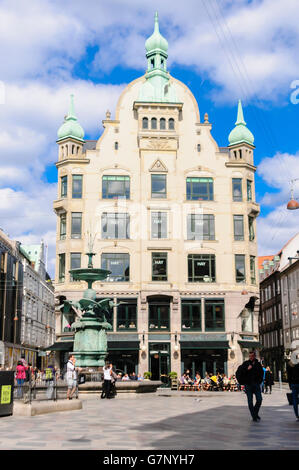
[15,360,26,398]
[264,366,274,394]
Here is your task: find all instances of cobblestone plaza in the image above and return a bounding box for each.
[0,388,298,450]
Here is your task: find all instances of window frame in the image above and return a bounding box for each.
[151,174,167,199]
[181,300,202,331]
[235,254,246,283]
[116,299,137,331]
[71,212,82,239]
[151,211,168,239]
[233,215,244,241]
[101,253,130,282]
[152,252,168,282]
[186,177,214,201]
[188,254,216,283]
[148,303,170,331]
[61,175,68,198]
[205,299,225,332]
[72,174,83,199]
[102,175,130,200]
[232,178,243,202]
[101,212,130,239]
[187,214,215,240]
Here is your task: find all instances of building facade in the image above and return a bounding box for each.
[0,229,23,368]
[53,14,260,380]
[259,233,299,381]
[19,243,55,368]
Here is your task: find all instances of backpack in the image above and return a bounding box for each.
[236,364,246,385]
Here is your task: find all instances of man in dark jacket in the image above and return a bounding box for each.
[237,351,264,422]
[287,360,299,421]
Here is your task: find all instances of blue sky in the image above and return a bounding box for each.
[0,0,298,277]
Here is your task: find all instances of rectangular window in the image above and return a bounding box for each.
[188,254,216,282]
[71,212,82,239]
[232,178,242,201]
[72,175,83,199]
[250,256,256,284]
[117,299,137,330]
[60,213,66,240]
[102,176,130,199]
[102,213,130,239]
[235,254,246,283]
[101,253,130,282]
[205,299,225,331]
[61,176,67,198]
[181,300,201,330]
[151,212,167,239]
[70,253,81,282]
[152,252,168,281]
[187,214,215,240]
[149,303,170,330]
[186,177,214,201]
[233,215,244,241]
[248,216,255,241]
[247,180,252,201]
[58,254,65,283]
[151,174,167,199]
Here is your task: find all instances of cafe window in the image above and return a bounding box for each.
[235,254,246,283]
[233,215,244,241]
[117,299,137,330]
[186,177,214,201]
[152,252,167,281]
[232,178,242,201]
[187,214,215,240]
[72,175,83,199]
[71,212,82,239]
[149,303,170,330]
[205,299,225,331]
[101,253,130,282]
[102,213,130,239]
[102,175,130,199]
[151,174,167,199]
[188,254,216,282]
[151,212,167,239]
[181,300,201,330]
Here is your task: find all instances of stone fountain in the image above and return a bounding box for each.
[61,241,116,369]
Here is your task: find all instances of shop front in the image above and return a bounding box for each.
[149,342,170,386]
[180,336,230,377]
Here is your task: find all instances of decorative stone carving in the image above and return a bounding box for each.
[149,159,168,172]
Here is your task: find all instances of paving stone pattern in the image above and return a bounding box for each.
[0,388,298,450]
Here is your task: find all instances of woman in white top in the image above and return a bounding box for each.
[101,363,112,399]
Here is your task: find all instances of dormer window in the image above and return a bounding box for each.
[160,118,166,130]
[142,117,148,129]
[151,118,157,130]
[169,118,175,130]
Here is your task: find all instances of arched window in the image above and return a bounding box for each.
[197,144,201,152]
[72,144,75,154]
[77,146,80,154]
[160,118,166,130]
[115,142,119,150]
[142,117,148,129]
[151,118,157,130]
[168,118,175,130]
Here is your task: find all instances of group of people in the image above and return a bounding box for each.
[179,371,240,392]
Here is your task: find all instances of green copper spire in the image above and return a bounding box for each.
[145,11,168,57]
[137,12,177,103]
[228,100,254,146]
[57,94,85,142]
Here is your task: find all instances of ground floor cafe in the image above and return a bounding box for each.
[48,333,252,385]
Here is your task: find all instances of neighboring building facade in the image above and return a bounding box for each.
[53,14,260,379]
[19,243,55,369]
[259,255,284,380]
[0,229,23,368]
[259,233,299,380]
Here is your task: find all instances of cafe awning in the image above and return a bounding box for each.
[108,341,140,351]
[180,341,230,349]
[46,341,73,351]
[238,340,261,349]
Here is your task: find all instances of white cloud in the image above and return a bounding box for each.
[256,151,299,255]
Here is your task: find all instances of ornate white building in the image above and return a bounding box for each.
[53,13,260,380]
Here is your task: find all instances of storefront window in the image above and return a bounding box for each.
[117,299,137,330]
[149,303,170,330]
[181,300,201,330]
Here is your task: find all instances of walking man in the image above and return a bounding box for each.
[287,358,299,421]
[237,351,264,422]
[66,354,76,400]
